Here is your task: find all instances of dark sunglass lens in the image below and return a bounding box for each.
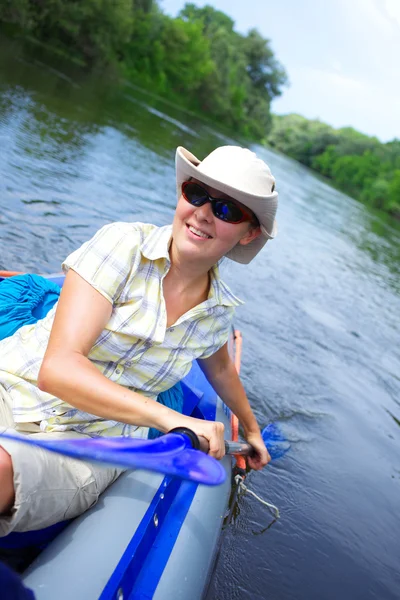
[214,200,243,223]
[184,183,208,206]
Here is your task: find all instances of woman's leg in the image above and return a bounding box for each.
[0,447,14,514]
[0,433,123,536]
[0,383,16,516]
[0,384,127,536]
[1,384,123,535]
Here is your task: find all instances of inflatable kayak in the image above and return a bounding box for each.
[0,271,241,600]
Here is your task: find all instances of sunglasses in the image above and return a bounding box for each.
[182,181,252,224]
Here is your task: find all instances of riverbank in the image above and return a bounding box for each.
[265,113,400,220]
[0,2,287,140]
[1,14,399,222]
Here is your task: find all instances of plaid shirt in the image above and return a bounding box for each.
[0,222,243,437]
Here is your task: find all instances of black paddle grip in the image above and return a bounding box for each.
[168,427,201,450]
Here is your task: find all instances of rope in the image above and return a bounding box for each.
[234,474,280,519]
[230,328,279,520]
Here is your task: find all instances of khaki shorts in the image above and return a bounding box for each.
[0,386,123,536]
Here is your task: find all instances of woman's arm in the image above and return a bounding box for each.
[198,343,271,469]
[38,270,226,458]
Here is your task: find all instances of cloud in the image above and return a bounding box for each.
[288,66,368,99]
[312,69,364,92]
[273,65,399,141]
[350,0,394,35]
[331,60,343,73]
[376,0,400,30]
[271,0,400,140]
[343,0,400,37]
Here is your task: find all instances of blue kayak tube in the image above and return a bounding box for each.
[0,273,234,600]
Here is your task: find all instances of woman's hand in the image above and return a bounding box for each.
[185,418,226,460]
[244,431,271,470]
[198,349,271,469]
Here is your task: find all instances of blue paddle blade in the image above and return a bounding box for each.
[0,432,226,486]
[163,449,226,486]
[261,423,291,460]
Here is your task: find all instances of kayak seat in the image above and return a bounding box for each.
[181,379,204,416]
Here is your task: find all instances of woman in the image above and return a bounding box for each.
[0,145,278,535]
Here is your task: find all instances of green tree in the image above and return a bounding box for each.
[388,170,400,215]
[266,113,400,218]
[179,3,235,33]
[178,4,287,137]
[312,145,338,178]
[241,28,287,99]
[0,0,288,138]
[268,114,338,166]
[158,17,214,96]
[0,0,134,64]
[132,0,154,13]
[360,179,390,209]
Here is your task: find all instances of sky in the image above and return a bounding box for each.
[160,0,400,142]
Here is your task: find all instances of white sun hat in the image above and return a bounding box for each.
[175,145,278,264]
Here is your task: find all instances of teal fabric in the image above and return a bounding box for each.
[148,382,184,439]
[0,273,184,436]
[0,274,60,340]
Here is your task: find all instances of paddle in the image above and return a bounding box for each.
[223,423,290,461]
[175,423,290,461]
[0,430,225,486]
[0,424,289,486]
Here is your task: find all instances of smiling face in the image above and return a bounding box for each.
[171,179,261,267]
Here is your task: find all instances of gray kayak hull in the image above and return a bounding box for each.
[23,384,233,600]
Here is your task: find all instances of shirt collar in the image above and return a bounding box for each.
[140,224,244,307]
[140,224,172,262]
[209,264,244,307]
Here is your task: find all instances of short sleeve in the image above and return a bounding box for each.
[198,306,235,359]
[62,222,142,304]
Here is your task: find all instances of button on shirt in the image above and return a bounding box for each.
[0,222,243,437]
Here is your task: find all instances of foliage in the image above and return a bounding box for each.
[0,0,134,64]
[0,0,288,139]
[177,5,288,138]
[267,114,400,218]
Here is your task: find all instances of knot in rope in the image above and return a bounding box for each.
[234,474,280,519]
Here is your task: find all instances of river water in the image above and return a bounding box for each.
[1,33,400,600]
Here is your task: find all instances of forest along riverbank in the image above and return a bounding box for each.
[266,114,400,220]
[1,34,400,600]
[2,0,399,222]
[0,3,288,140]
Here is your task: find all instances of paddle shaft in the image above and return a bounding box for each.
[169,428,255,456]
[198,436,253,456]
